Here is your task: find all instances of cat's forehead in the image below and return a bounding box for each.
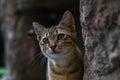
[43,26,57,36]
[43,25,70,37]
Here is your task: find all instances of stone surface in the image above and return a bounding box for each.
[80,0,120,80]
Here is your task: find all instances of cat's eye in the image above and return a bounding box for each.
[43,38,49,44]
[57,33,65,40]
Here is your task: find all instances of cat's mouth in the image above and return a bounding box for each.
[49,48,61,54]
[51,50,60,54]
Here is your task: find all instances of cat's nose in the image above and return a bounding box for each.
[50,45,56,50]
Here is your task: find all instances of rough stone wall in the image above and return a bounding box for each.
[80,0,120,80]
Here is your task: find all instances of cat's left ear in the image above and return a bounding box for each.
[59,11,75,32]
[32,22,44,37]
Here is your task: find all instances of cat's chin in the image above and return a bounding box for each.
[46,51,66,59]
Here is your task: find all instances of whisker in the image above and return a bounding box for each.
[27,52,47,73]
[27,53,43,64]
[40,56,47,66]
[40,56,47,72]
[36,53,44,60]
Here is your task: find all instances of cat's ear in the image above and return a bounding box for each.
[32,22,44,37]
[59,11,75,32]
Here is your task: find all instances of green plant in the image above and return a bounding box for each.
[0,67,6,75]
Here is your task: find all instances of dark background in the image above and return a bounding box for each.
[0,0,84,80]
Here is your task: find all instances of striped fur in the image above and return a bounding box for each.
[33,11,83,80]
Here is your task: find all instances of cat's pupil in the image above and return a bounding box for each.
[57,34,65,40]
[43,38,49,44]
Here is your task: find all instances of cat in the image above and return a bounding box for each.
[33,11,83,80]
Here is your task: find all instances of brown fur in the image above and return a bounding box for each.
[33,11,83,80]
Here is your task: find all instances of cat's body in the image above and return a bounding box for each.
[33,11,83,80]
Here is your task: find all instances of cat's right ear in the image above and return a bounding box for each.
[32,22,44,37]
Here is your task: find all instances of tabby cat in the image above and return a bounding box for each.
[33,11,83,80]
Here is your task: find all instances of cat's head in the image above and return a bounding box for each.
[33,11,76,59]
